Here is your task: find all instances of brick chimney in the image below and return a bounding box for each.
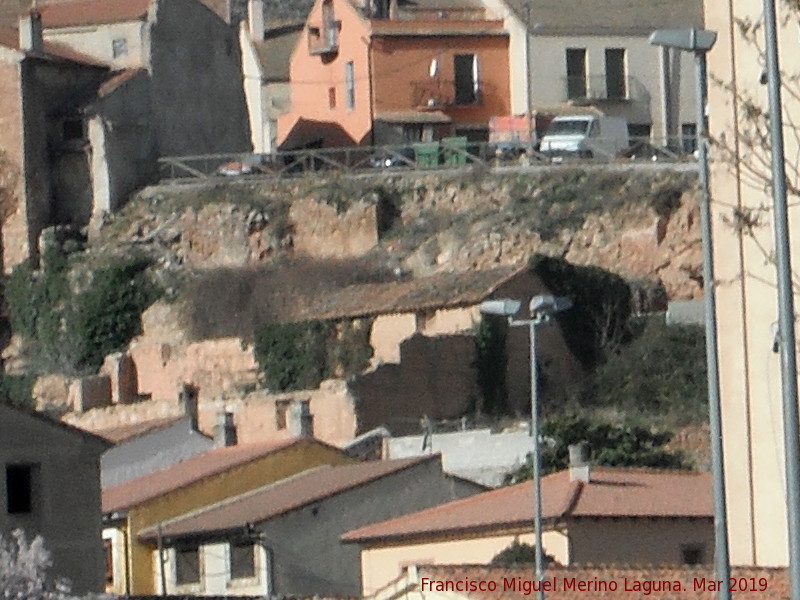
[213,411,238,447]
[288,400,313,438]
[19,10,43,53]
[248,0,264,42]
[568,441,591,482]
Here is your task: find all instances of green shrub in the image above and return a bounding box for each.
[254,318,373,392]
[473,315,508,414]
[491,540,554,567]
[66,256,160,372]
[503,413,687,484]
[0,373,35,409]
[528,254,631,368]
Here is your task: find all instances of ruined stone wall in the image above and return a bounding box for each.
[289,197,379,258]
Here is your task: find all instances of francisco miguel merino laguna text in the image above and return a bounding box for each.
[421,576,695,596]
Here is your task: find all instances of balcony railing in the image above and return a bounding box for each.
[308,20,340,55]
[562,75,644,103]
[410,79,481,109]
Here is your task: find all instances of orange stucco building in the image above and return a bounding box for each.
[278,0,510,148]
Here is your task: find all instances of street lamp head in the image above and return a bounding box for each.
[529,294,573,318]
[648,27,717,52]
[479,299,522,317]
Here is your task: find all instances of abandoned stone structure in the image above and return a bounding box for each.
[0,0,250,271]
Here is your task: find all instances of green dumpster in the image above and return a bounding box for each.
[442,136,468,166]
[413,142,440,167]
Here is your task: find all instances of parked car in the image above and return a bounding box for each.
[539,115,629,160]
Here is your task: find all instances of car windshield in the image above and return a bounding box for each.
[546,119,591,136]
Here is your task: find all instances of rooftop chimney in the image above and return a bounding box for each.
[214,411,238,447]
[248,0,265,42]
[288,400,313,438]
[568,441,591,482]
[19,10,43,53]
[179,383,199,430]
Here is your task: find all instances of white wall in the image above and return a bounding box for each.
[154,540,271,596]
[240,25,268,153]
[44,22,146,70]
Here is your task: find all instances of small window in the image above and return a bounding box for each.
[345,61,355,111]
[605,48,627,99]
[6,464,34,514]
[112,38,128,58]
[275,400,290,430]
[104,539,114,585]
[682,123,698,153]
[681,543,705,565]
[62,119,84,141]
[566,48,587,99]
[328,87,336,109]
[175,545,201,585]
[229,541,256,580]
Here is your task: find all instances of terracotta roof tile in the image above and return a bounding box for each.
[102,437,324,513]
[343,468,711,542]
[138,455,439,540]
[38,0,152,28]
[411,564,787,600]
[370,19,506,37]
[293,266,523,322]
[0,24,108,66]
[94,415,185,444]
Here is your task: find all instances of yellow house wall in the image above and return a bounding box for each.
[704,0,800,567]
[567,518,713,566]
[359,529,568,596]
[419,307,480,336]
[125,441,352,594]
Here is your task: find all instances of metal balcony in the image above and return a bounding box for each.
[562,75,644,103]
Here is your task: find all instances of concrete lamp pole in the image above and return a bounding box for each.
[480,295,573,600]
[760,1,800,597]
[648,27,730,600]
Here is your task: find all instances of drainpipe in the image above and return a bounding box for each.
[659,46,671,146]
[362,35,376,146]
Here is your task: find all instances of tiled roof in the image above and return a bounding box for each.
[254,23,302,82]
[409,564,788,600]
[0,25,107,66]
[38,0,151,28]
[343,468,711,542]
[293,266,523,322]
[138,455,439,540]
[102,437,325,513]
[370,19,506,36]
[94,414,185,444]
[0,403,112,450]
[502,0,703,36]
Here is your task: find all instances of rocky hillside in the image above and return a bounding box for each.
[89,166,701,306]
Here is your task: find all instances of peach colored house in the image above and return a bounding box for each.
[343,466,713,596]
[704,0,800,567]
[278,0,510,148]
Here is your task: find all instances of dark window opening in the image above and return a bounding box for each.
[104,539,114,585]
[454,54,478,105]
[628,123,651,140]
[6,464,33,514]
[681,544,704,565]
[566,48,587,99]
[682,123,698,153]
[605,48,626,99]
[175,545,200,585]
[328,87,337,109]
[62,119,84,141]
[112,38,127,58]
[275,400,290,429]
[229,541,256,580]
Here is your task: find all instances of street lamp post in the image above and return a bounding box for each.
[649,28,730,600]
[480,295,573,600]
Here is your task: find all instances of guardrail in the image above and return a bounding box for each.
[157,136,696,182]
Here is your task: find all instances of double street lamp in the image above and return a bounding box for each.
[480,294,573,600]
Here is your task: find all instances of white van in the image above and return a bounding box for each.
[539,115,629,160]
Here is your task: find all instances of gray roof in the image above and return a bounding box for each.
[255,23,303,82]
[505,0,704,36]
